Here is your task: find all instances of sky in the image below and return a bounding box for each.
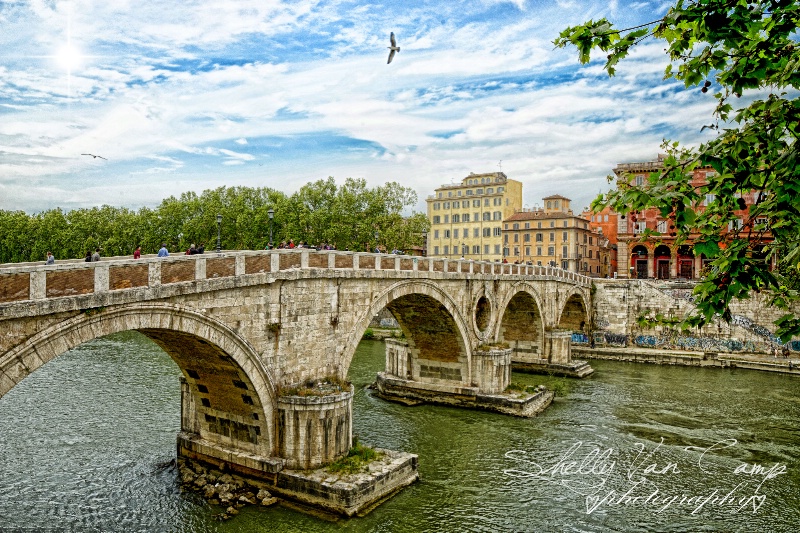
[0,0,719,215]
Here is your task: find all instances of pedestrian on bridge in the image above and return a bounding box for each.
[45,251,54,265]
[158,243,169,257]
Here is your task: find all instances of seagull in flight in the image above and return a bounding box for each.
[82,153,107,160]
[387,32,400,64]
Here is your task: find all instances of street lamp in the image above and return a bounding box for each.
[216,214,222,253]
[374,231,380,253]
[421,229,427,257]
[267,208,274,248]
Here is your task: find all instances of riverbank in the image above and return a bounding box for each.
[574,346,800,375]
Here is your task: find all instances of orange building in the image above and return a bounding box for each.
[612,154,772,279]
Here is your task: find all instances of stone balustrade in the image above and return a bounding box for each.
[0,249,591,306]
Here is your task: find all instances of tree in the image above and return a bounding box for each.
[555,0,800,340]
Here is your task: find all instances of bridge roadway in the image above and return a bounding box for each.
[0,249,591,484]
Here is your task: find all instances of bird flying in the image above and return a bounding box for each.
[387,32,400,64]
[81,153,107,160]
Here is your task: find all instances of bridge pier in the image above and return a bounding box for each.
[511,329,594,378]
[377,339,551,417]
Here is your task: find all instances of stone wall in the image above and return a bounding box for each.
[591,279,799,352]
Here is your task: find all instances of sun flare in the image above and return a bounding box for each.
[56,43,82,71]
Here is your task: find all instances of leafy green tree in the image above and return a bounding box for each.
[555,0,800,340]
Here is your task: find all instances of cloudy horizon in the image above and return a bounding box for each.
[1,0,718,215]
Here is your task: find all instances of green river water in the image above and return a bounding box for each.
[1,332,799,532]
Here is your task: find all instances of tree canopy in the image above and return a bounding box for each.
[0,179,428,264]
[555,0,799,340]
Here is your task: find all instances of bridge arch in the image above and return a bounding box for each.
[556,287,591,333]
[494,282,545,357]
[0,302,278,457]
[341,280,473,385]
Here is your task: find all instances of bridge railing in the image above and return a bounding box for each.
[0,249,590,305]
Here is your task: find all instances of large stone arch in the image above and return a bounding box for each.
[0,302,277,457]
[557,287,591,333]
[494,282,546,361]
[341,280,472,385]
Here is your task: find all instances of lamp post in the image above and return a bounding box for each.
[216,214,222,253]
[374,231,380,253]
[267,208,274,248]
[422,229,427,257]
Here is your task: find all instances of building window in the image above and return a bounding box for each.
[494,197,501,206]
[463,213,470,222]
[457,190,462,196]
[548,246,555,255]
[589,236,593,245]
[434,246,439,255]
[562,261,569,269]
[513,234,519,243]
[504,234,509,243]
[434,230,439,239]
[487,188,494,194]
[728,219,744,231]
[549,232,555,242]
[434,202,440,210]
[474,228,480,238]
[562,246,568,257]
[550,221,555,227]
[589,250,593,258]
[583,234,587,243]
[494,245,501,255]
[444,215,449,223]
[493,211,502,220]
[524,233,530,242]
[444,230,451,238]
[484,198,490,206]
[504,223,508,230]
[472,245,480,254]
[433,216,440,224]
[483,228,491,237]
[513,223,519,230]
[493,227,501,237]
[503,247,510,256]
[448,192,453,197]
[704,194,716,206]
[497,186,504,192]
[467,190,473,196]
[634,222,646,234]
[444,245,449,254]
[537,247,542,256]
[514,247,520,256]
[537,222,542,229]
[657,220,667,233]
[604,214,608,222]
[453,214,460,223]
[453,201,460,208]
[483,212,491,221]
[454,229,460,239]
[635,175,644,186]
[473,200,480,207]
[525,246,530,256]
[536,233,542,242]
[547,201,551,209]
[485,245,490,255]
[562,231,568,241]
[524,222,529,229]
[444,201,450,209]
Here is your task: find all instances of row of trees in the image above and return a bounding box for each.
[0,178,429,263]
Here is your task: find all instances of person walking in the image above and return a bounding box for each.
[133,246,141,259]
[92,248,101,261]
[157,243,169,257]
[45,251,55,265]
[84,250,92,262]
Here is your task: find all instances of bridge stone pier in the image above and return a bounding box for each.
[0,249,592,514]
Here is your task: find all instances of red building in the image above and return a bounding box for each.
[582,205,618,277]
[612,154,772,279]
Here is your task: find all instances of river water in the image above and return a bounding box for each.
[1,332,799,532]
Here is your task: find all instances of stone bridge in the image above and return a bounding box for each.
[0,249,591,494]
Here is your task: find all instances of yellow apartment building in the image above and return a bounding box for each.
[426,172,523,261]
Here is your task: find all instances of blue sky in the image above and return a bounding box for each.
[0,0,717,214]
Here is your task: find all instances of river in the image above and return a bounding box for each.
[1,332,799,532]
